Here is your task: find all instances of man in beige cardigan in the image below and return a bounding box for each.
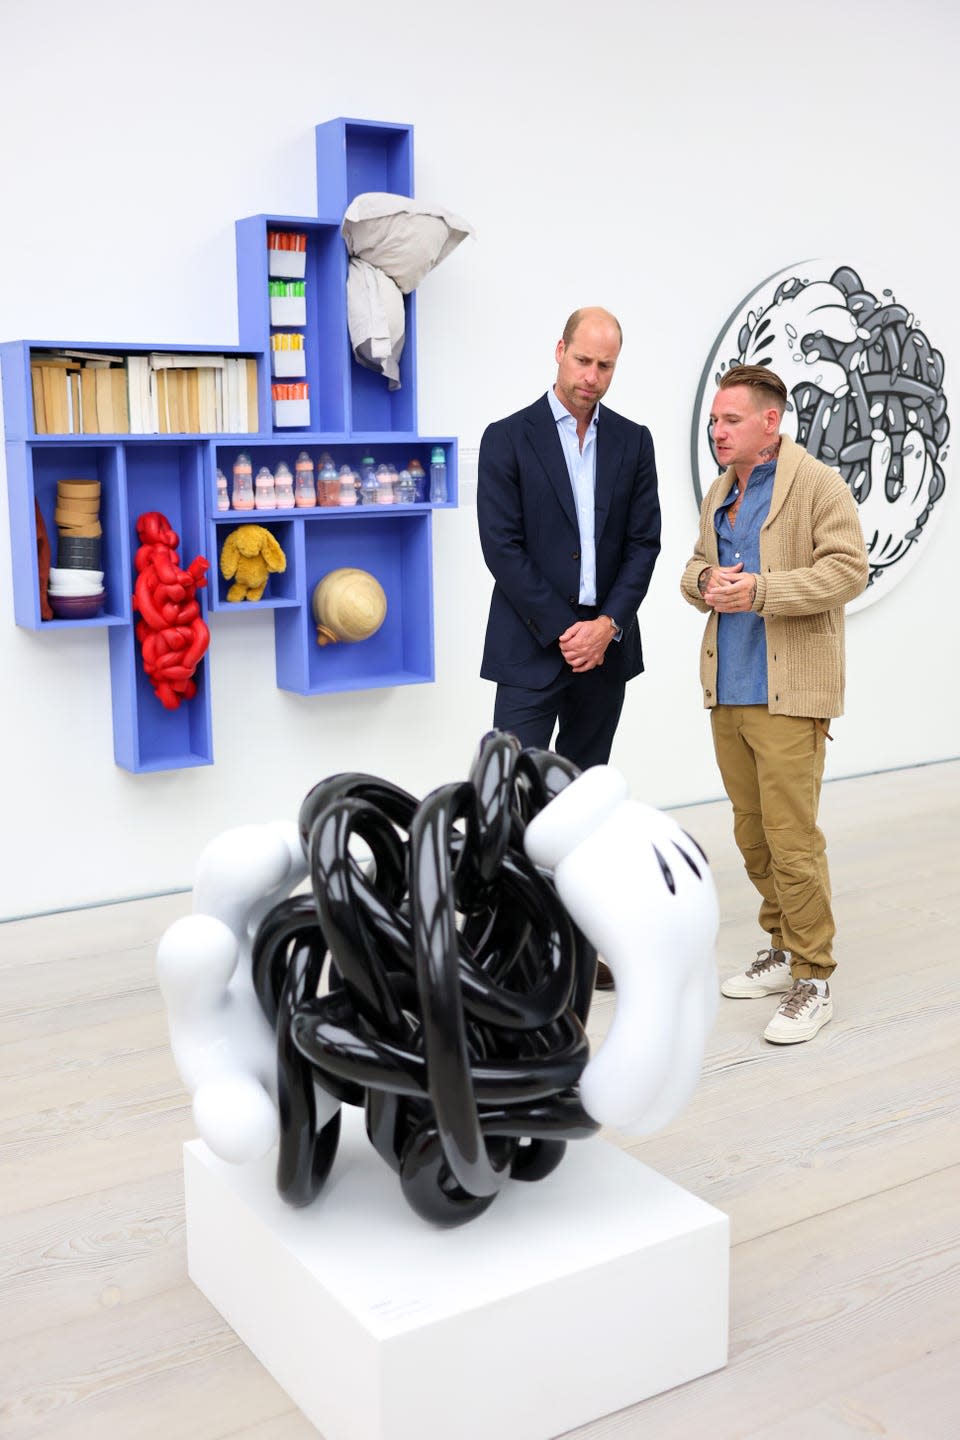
[681,366,868,1043]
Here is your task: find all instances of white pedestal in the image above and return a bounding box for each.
[185,1109,728,1440]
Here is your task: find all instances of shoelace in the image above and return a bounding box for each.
[778,980,817,1017]
[749,949,785,975]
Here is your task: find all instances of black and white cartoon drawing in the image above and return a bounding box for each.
[693,263,949,611]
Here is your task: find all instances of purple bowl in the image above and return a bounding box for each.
[48,589,106,620]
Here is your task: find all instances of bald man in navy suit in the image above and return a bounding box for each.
[478,307,661,771]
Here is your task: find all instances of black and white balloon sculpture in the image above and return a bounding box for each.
[158,732,719,1227]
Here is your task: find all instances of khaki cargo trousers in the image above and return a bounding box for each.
[711,705,835,980]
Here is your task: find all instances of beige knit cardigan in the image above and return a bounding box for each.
[680,435,868,718]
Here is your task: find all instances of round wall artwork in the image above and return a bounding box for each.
[692,262,950,612]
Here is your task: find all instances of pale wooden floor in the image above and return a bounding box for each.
[1,761,958,1440]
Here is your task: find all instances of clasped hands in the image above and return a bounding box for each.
[699,561,758,613]
[559,616,613,672]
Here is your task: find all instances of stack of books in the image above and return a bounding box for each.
[30,351,128,435]
[29,350,259,435]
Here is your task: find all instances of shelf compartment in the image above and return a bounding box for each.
[209,518,300,611]
[274,512,433,694]
[237,219,348,435]
[14,442,129,629]
[210,437,457,513]
[317,119,417,434]
[315,118,414,220]
[110,442,213,772]
[348,291,417,436]
[7,343,263,438]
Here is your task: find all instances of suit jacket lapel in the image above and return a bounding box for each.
[525,395,577,528]
[594,405,624,541]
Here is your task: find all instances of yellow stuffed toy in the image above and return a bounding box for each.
[219,525,287,602]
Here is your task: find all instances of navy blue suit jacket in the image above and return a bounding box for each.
[478,393,661,688]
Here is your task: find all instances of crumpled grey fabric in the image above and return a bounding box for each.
[343,193,474,389]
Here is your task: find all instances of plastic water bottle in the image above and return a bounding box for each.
[319,460,340,506]
[396,468,416,504]
[339,469,358,506]
[274,461,295,508]
[294,451,316,507]
[429,445,447,504]
[254,466,276,510]
[407,458,426,503]
[376,463,395,505]
[232,452,254,510]
[360,460,378,506]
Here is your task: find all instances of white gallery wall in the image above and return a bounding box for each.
[1,0,957,918]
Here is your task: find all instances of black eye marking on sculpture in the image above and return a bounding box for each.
[672,839,703,880]
[682,829,709,867]
[652,844,676,895]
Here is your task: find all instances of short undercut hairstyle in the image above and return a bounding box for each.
[719,365,788,415]
[562,308,624,349]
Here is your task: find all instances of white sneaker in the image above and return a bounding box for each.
[764,980,833,1044]
[721,948,793,998]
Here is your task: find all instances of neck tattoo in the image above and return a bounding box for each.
[758,438,781,464]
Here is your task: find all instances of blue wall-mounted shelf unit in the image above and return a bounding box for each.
[1,117,457,773]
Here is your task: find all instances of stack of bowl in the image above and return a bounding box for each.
[47,566,106,618]
[51,478,105,618]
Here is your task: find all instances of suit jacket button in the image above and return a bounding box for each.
[705,689,712,698]
[572,550,580,560]
[568,595,576,605]
[706,649,714,658]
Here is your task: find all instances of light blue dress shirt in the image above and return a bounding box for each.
[714,458,777,705]
[547,387,598,605]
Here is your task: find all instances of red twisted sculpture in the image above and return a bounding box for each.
[132,512,210,710]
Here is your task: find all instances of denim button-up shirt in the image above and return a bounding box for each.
[714,458,777,705]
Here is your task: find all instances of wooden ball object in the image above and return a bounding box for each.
[311,567,387,646]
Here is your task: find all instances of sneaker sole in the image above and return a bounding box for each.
[764,1006,833,1044]
[720,977,793,999]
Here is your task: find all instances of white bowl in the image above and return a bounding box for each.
[49,566,104,587]
[48,579,105,596]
